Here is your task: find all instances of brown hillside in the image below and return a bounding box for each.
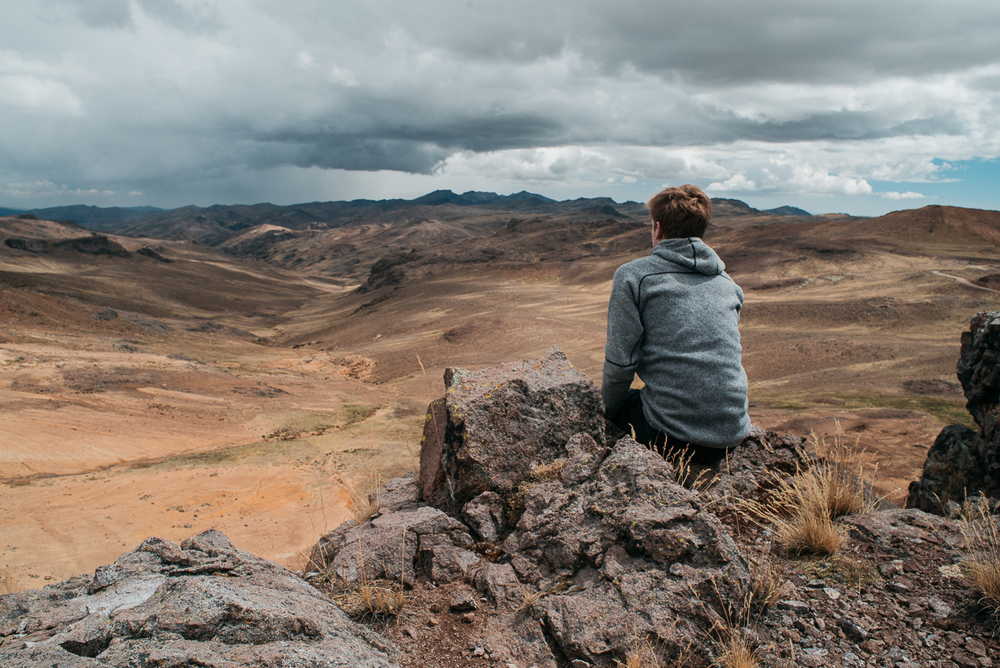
[2,203,1000,596]
[829,204,1000,249]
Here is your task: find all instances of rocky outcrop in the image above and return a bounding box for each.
[0,530,399,668]
[501,437,748,664]
[908,311,1000,513]
[3,234,129,256]
[314,436,750,666]
[419,346,604,512]
[307,350,753,666]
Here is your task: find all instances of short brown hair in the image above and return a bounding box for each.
[647,184,711,239]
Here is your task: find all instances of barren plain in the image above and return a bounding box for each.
[2,203,1000,594]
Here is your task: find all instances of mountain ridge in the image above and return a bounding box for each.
[5,190,817,244]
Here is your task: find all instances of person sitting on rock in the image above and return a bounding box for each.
[601,184,750,464]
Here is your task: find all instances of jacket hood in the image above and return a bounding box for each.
[650,237,725,275]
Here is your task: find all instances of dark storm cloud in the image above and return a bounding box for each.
[73,0,133,29]
[135,0,222,33]
[3,0,1000,208]
[728,110,968,143]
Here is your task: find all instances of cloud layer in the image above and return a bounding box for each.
[3,0,1000,212]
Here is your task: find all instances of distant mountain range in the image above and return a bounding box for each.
[1,190,813,245]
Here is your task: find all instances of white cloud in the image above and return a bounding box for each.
[880,191,926,200]
[707,174,758,193]
[0,74,82,115]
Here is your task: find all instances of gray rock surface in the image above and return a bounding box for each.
[309,506,479,587]
[908,310,1000,512]
[0,530,399,668]
[418,346,604,511]
[504,437,748,665]
[461,491,506,543]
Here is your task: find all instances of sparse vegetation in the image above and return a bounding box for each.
[747,468,845,555]
[615,635,665,668]
[330,535,408,622]
[347,469,384,524]
[357,581,406,618]
[342,402,381,426]
[959,501,1000,617]
[663,446,714,493]
[811,427,880,519]
[745,552,785,620]
[615,618,693,668]
[710,629,760,668]
[743,425,878,555]
[704,578,765,668]
[794,553,877,590]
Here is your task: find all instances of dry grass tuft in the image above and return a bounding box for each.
[745,470,844,556]
[330,532,408,621]
[615,635,664,668]
[959,501,1000,617]
[742,424,878,556]
[518,585,543,612]
[614,619,694,668]
[358,582,406,618]
[810,426,879,519]
[347,468,384,523]
[663,446,715,493]
[711,629,760,668]
[746,552,785,620]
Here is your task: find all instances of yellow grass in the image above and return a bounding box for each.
[347,468,384,524]
[615,636,665,668]
[614,619,694,668]
[811,426,879,518]
[743,424,878,556]
[959,502,1000,616]
[663,446,714,493]
[711,630,760,668]
[358,583,406,617]
[746,552,785,620]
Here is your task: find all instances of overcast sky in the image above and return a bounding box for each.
[3,0,1000,215]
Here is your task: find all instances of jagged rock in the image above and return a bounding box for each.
[462,491,506,543]
[418,346,604,511]
[0,529,399,668]
[473,562,525,610]
[374,472,422,513]
[841,507,964,550]
[418,534,481,584]
[4,237,49,253]
[500,438,748,664]
[907,425,981,513]
[309,506,478,587]
[908,311,1000,512]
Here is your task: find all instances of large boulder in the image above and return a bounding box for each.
[419,346,604,511]
[908,311,1000,512]
[0,530,399,668]
[309,505,480,587]
[501,437,749,665]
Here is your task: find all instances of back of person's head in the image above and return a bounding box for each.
[647,184,712,239]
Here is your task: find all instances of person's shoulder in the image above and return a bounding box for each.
[614,254,656,277]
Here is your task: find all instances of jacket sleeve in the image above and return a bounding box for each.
[601,266,643,419]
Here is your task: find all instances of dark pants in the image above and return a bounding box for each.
[609,389,733,464]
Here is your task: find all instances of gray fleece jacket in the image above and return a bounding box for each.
[602,237,750,449]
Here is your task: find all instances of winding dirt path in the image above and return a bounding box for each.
[930,270,1000,294]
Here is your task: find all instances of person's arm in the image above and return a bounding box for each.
[601,267,643,419]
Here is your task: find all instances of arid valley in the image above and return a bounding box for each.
[2,195,1000,596]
